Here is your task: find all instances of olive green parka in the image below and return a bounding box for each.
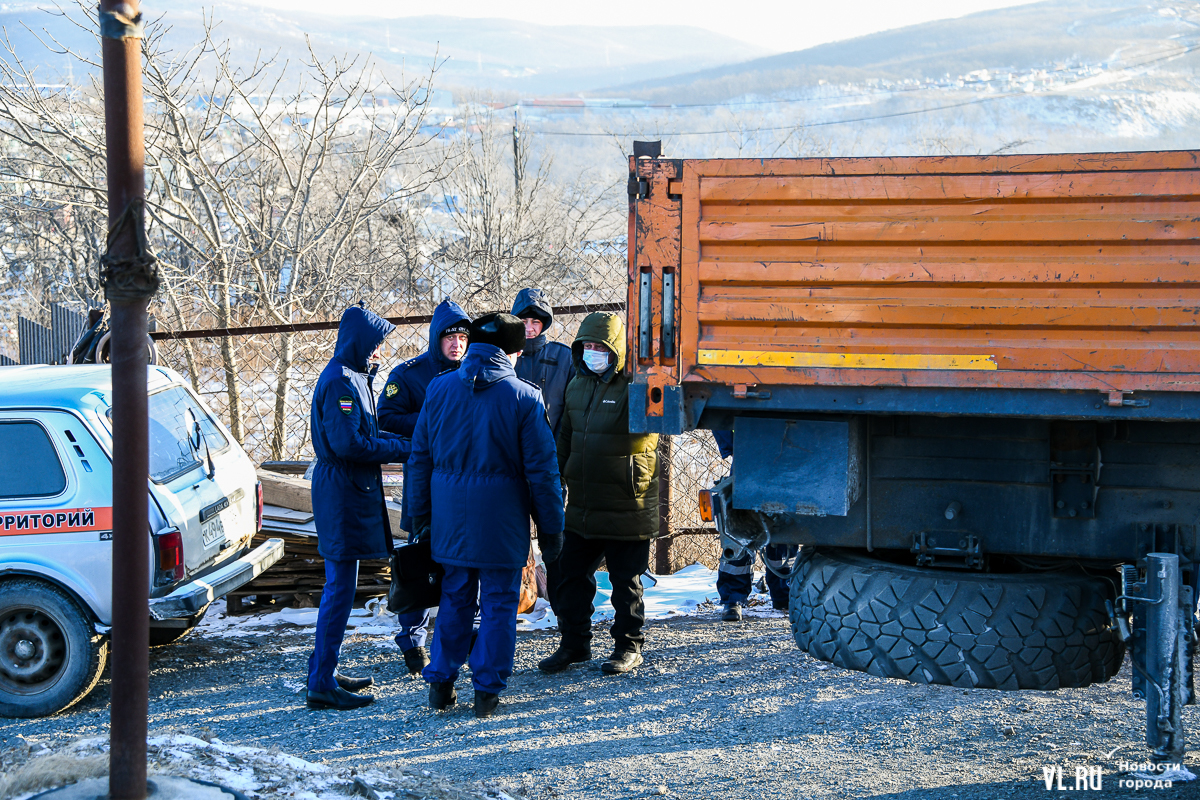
[556,312,660,540]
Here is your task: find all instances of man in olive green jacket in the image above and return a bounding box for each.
[538,312,660,675]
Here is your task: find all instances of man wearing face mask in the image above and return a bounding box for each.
[408,312,564,718]
[510,288,573,442]
[307,304,410,710]
[377,298,471,675]
[540,311,660,676]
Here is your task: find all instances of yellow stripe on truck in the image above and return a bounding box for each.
[697,350,998,370]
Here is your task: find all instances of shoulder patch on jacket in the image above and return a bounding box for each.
[339,396,354,414]
[398,355,423,371]
[384,382,399,398]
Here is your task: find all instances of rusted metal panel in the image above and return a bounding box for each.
[629,151,1200,402]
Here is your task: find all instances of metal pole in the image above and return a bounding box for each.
[100,1,156,797]
[512,111,520,199]
[1144,552,1185,764]
[656,436,672,575]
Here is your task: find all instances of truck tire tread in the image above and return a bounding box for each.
[789,549,1124,691]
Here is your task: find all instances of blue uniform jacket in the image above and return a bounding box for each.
[407,343,565,570]
[310,306,410,561]
[377,299,471,438]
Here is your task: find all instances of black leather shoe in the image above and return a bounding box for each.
[334,670,373,692]
[306,686,374,710]
[601,650,643,674]
[403,646,430,676]
[538,645,591,674]
[429,680,457,710]
[474,690,500,718]
[721,603,742,622]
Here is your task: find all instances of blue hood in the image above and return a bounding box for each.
[428,299,471,371]
[511,287,553,331]
[458,343,515,391]
[334,306,394,372]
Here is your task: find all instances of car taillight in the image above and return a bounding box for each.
[255,481,264,532]
[156,528,185,581]
[698,489,714,523]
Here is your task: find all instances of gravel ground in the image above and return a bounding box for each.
[4,604,1200,799]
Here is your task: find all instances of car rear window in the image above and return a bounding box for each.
[146,386,230,483]
[0,422,67,498]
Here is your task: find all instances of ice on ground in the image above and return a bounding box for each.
[198,563,785,638]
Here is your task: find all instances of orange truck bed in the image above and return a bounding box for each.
[626,149,1200,433]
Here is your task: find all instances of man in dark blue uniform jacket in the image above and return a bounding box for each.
[307,305,410,711]
[407,313,565,718]
[376,299,470,674]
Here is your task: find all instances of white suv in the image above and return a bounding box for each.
[0,364,282,717]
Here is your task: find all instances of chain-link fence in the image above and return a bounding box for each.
[132,243,724,573]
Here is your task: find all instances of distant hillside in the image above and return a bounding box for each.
[601,0,1200,103]
[0,2,768,95]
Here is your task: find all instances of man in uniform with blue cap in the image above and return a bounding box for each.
[407,312,564,718]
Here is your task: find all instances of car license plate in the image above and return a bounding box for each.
[201,513,226,548]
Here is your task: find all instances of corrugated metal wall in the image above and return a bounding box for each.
[11,303,86,365]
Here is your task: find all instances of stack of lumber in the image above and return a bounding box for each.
[225,468,405,614]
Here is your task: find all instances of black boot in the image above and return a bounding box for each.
[307,686,374,710]
[429,680,457,710]
[601,650,643,674]
[403,646,430,676]
[334,670,373,692]
[721,603,742,622]
[474,690,500,718]
[537,645,591,674]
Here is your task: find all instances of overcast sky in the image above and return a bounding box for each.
[266,0,1043,53]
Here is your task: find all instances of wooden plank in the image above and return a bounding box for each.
[692,151,1200,180]
[262,505,314,524]
[697,219,1200,244]
[696,259,1200,286]
[257,469,312,513]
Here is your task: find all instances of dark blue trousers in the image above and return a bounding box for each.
[423,564,522,694]
[307,558,358,692]
[717,543,798,608]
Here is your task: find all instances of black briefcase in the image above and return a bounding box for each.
[387,538,443,615]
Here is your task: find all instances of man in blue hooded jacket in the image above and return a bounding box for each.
[377,299,470,674]
[407,312,564,718]
[307,305,410,711]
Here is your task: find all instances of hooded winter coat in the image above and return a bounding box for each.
[377,299,471,438]
[406,343,565,570]
[557,312,660,541]
[511,288,574,442]
[310,306,410,561]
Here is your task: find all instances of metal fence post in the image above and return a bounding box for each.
[100,0,157,797]
[656,435,672,575]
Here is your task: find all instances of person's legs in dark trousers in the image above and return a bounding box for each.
[762,543,799,609]
[554,530,607,653]
[716,549,754,606]
[423,565,479,686]
[603,538,651,655]
[544,553,564,615]
[470,567,523,694]
[307,558,359,692]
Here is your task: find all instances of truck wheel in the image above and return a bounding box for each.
[0,579,108,717]
[149,610,205,647]
[790,548,1124,690]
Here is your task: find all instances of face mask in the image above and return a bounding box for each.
[582,349,611,374]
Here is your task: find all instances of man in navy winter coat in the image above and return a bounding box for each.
[307,305,410,711]
[407,312,565,718]
[377,299,470,675]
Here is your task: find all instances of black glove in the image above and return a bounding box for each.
[410,514,431,544]
[538,529,563,564]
